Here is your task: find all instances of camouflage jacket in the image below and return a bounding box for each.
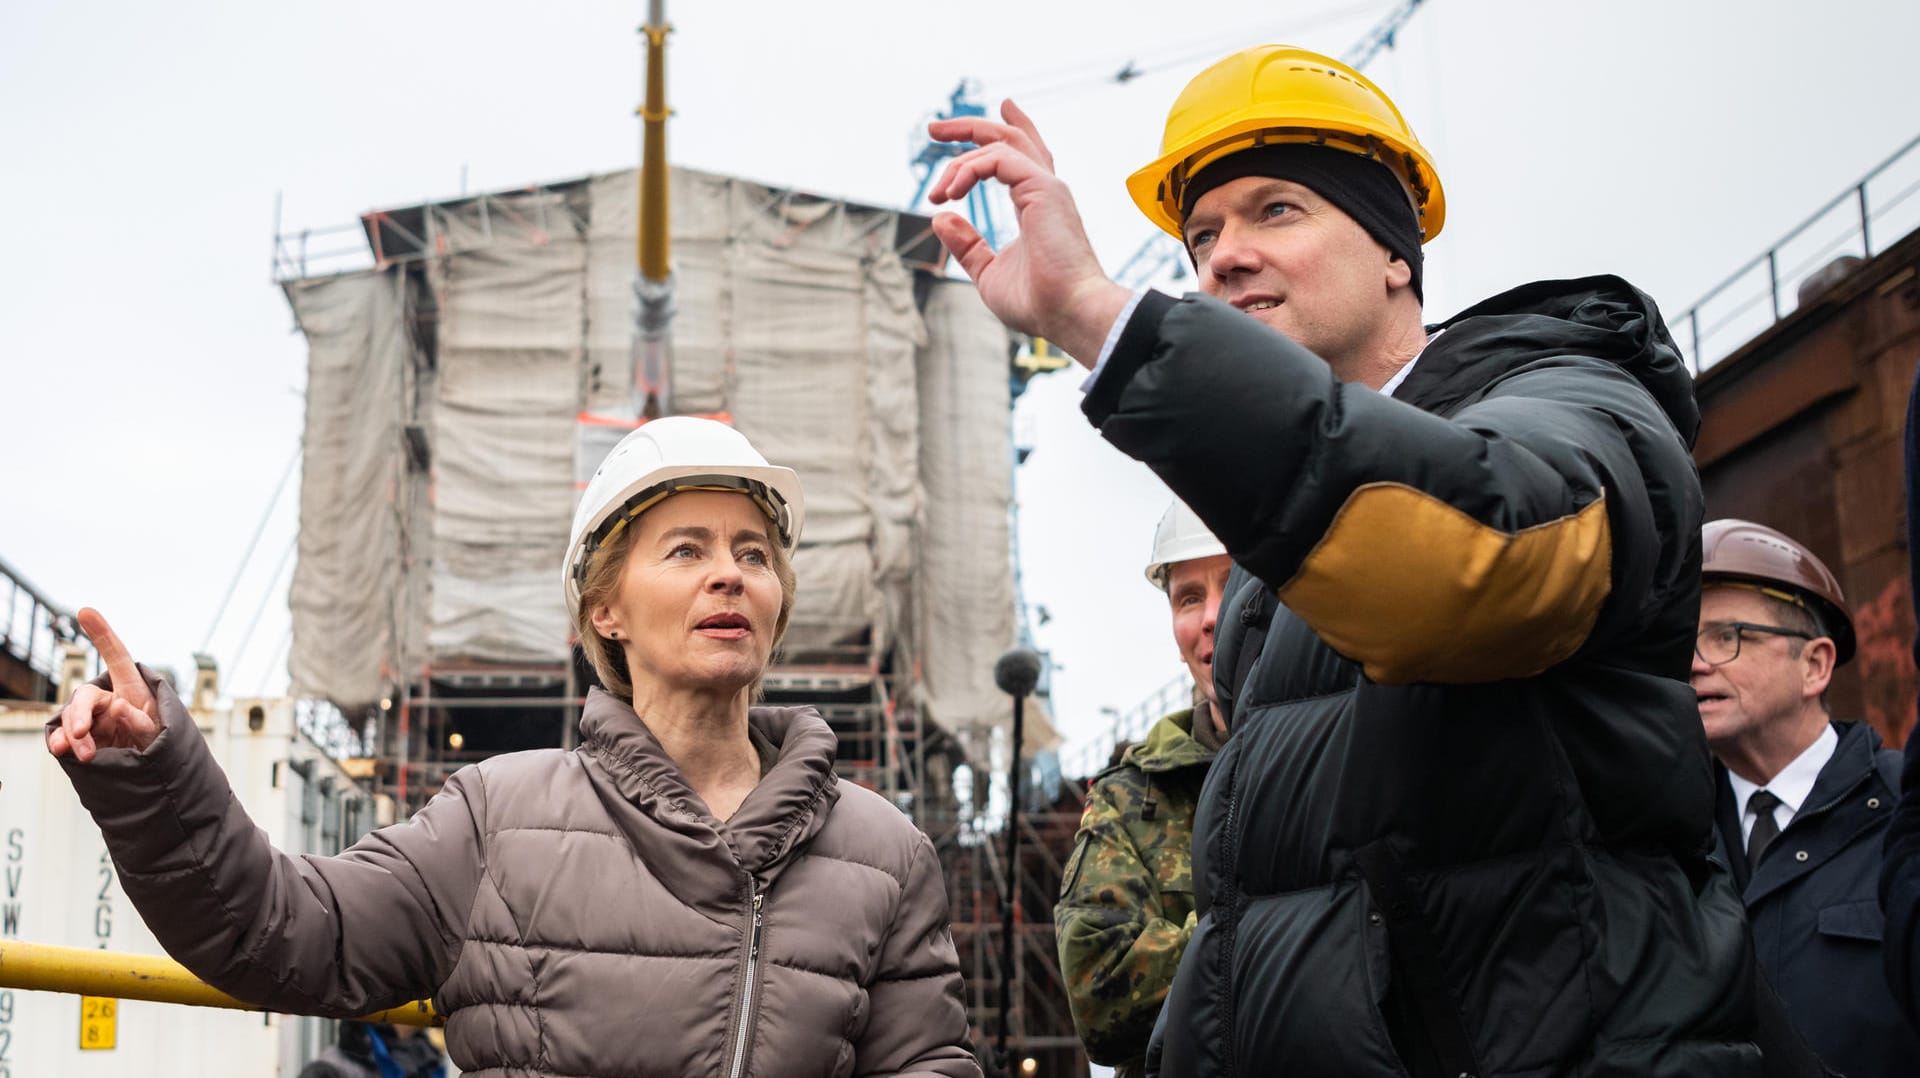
[1056,708,1216,1078]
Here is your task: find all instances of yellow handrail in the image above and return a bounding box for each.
[0,940,439,1027]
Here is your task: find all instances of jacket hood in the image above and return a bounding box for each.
[1417,274,1699,448]
[1123,707,1217,774]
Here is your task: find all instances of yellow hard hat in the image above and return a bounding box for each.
[1127,45,1446,242]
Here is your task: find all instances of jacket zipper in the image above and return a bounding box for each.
[726,882,766,1078]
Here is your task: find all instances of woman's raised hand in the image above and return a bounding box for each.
[47,608,161,762]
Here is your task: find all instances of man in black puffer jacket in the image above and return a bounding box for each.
[926,43,1759,1078]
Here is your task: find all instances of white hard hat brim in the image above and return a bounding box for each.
[1146,499,1228,590]
[562,463,803,619]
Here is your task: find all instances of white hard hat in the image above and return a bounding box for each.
[563,416,804,619]
[1145,498,1228,590]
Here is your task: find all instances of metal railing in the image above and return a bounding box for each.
[271,184,588,283]
[1060,670,1195,781]
[0,555,89,701]
[270,216,375,282]
[1673,130,1920,374]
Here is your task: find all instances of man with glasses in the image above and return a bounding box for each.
[1695,518,1914,1078]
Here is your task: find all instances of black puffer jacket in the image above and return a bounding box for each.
[1085,277,1757,1077]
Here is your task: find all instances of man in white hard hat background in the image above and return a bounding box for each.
[1055,500,1230,1078]
[929,42,1758,1078]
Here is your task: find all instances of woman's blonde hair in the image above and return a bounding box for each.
[572,500,798,701]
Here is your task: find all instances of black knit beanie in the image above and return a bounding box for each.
[1181,143,1425,302]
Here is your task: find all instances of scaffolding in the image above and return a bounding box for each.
[919,747,1089,1074]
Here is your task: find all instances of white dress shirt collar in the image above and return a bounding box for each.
[1378,351,1419,397]
[1378,328,1439,398]
[1726,723,1839,841]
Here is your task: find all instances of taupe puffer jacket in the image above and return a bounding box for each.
[58,671,979,1078]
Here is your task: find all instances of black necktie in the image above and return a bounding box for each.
[1747,789,1783,872]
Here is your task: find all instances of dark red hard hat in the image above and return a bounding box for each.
[1701,519,1855,665]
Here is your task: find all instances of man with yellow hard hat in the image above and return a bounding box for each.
[929,45,1758,1078]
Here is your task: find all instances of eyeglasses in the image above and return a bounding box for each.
[1694,621,1813,666]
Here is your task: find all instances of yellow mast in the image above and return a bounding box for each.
[633,0,674,418]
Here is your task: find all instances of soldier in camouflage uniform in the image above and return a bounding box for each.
[1057,500,1231,1078]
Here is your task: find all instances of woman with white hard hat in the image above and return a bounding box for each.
[48,416,980,1078]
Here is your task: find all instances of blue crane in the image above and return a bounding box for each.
[908,82,1002,252]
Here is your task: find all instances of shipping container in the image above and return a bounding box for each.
[0,689,389,1077]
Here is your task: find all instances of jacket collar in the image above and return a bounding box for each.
[1715,721,1892,902]
[577,688,841,877]
[1123,708,1218,775]
[1792,721,1889,825]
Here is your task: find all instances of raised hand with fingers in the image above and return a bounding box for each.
[47,607,161,762]
[926,99,1133,365]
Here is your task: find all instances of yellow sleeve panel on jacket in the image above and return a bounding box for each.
[1277,483,1613,685]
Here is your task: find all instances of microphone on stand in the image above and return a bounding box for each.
[993,647,1043,699]
[992,647,1042,1076]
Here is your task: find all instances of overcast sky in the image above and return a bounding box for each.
[5,0,1920,760]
